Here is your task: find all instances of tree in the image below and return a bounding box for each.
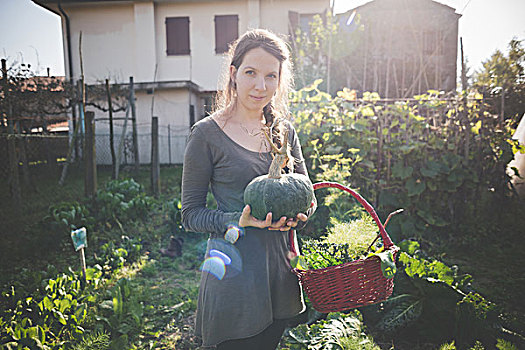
[472,38,525,126]
[291,11,364,94]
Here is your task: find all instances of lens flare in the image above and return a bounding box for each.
[225,225,243,244]
[200,257,226,280]
[200,239,243,280]
[210,249,232,265]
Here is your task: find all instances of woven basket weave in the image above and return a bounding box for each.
[291,182,399,313]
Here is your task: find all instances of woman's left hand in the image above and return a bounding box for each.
[268,212,308,231]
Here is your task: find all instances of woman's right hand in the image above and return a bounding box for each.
[238,205,288,231]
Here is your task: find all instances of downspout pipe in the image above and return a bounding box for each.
[58,0,73,82]
[57,0,80,157]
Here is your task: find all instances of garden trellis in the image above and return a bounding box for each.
[1,57,155,202]
[290,84,520,240]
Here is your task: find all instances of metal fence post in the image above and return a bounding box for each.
[130,76,140,171]
[151,116,160,197]
[168,124,172,165]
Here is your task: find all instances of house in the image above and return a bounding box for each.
[32,0,329,165]
[337,0,461,98]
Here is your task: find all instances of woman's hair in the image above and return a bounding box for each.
[214,28,294,148]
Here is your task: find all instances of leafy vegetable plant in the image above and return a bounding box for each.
[300,215,381,270]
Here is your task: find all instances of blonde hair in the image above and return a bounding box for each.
[214,29,294,147]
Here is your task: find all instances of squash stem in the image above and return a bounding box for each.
[268,153,286,178]
[264,129,290,179]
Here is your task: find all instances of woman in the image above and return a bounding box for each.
[181,29,314,349]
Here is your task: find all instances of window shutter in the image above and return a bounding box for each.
[166,17,190,55]
[215,15,238,54]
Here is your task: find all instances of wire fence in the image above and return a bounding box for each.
[0,121,189,198]
[0,133,69,180]
[94,129,188,166]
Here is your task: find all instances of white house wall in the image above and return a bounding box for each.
[91,88,193,165]
[134,2,157,82]
[155,0,329,91]
[41,0,329,165]
[65,2,136,83]
[155,0,247,91]
[260,0,327,34]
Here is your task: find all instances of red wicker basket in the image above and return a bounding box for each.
[291,182,399,313]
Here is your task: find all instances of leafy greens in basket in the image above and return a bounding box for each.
[300,215,382,270]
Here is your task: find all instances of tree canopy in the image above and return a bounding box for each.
[473,38,525,126]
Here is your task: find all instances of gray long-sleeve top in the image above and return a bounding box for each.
[181,116,310,347]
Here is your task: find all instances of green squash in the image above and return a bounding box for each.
[243,129,315,222]
[244,172,314,221]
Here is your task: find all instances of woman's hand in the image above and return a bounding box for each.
[268,212,308,231]
[238,205,307,231]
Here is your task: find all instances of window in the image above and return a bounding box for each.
[203,94,215,117]
[166,17,190,55]
[299,13,316,35]
[215,15,238,54]
[289,11,323,37]
[189,105,195,127]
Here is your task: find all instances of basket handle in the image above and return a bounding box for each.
[312,182,395,249]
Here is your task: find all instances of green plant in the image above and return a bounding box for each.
[284,311,379,350]
[94,242,128,276]
[104,179,143,202]
[359,240,522,348]
[71,330,111,350]
[291,82,518,246]
[1,269,99,349]
[338,335,380,350]
[95,278,144,349]
[496,338,519,350]
[42,201,94,238]
[324,216,378,254]
[300,215,381,270]
[93,179,154,226]
[167,199,184,234]
[120,235,142,265]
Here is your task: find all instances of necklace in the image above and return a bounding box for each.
[239,122,263,137]
[239,122,271,153]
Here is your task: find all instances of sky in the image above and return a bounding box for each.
[0,0,524,77]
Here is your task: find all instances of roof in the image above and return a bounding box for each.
[348,0,460,15]
[33,0,257,5]
[109,80,202,93]
[18,76,66,92]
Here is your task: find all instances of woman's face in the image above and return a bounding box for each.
[230,47,280,115]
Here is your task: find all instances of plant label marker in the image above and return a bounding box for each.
[71,227,87,285]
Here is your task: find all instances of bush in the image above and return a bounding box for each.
[291,83,519,245]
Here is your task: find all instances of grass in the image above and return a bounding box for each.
[434,195,525,334]
[0,163,182,274]
[1,162,206,349]
[2,162,524,349]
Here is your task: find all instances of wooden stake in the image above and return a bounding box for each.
[80,247,87,287]
[84,111,97,197]
[115,102,131,180]
[460,37,467,92]
[106,79,116,179]
[2,59,22,207]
